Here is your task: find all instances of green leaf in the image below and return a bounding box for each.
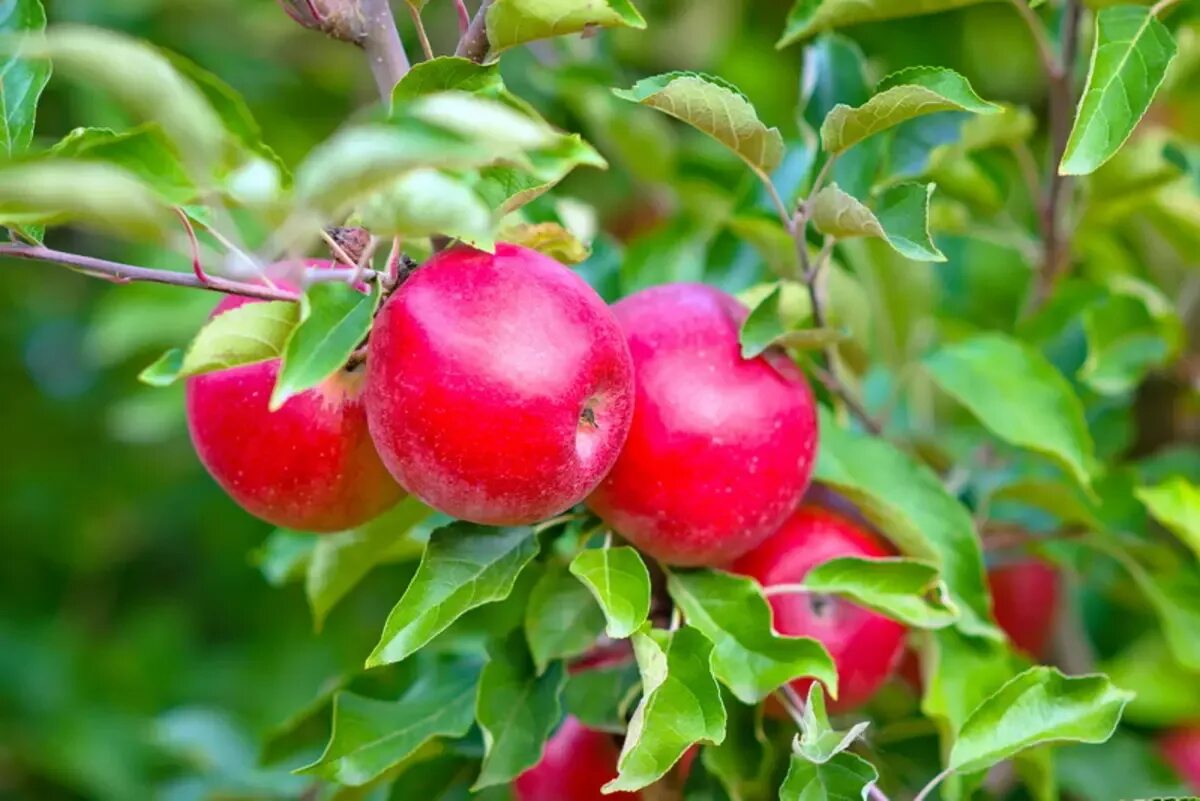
[366,522,539,667]
[270,283,378,411]
[49,126,196,205]
[925,333,1097,489]
[667,569,838,704]
[606,625,727,793]
[959,103,1037,151]
[921,628,1020,736]
[613,72,785,175]
[357,169,495,248]
[800,34,870,136]
[779,0,991,46]
[0,0,50,157]
[1136,478,1200,561]
[740,283,848,359]
[948,667,1132,773]
[1079,284,1183,396]
[563,660,640,733]
[1102,633,1200,726]
[473,632,567,789]
[300,671,479,786]
[1059,5,1178,176]
[702,692,778,800]
[820,67,998,154]
[810,182,945,262]
[138,300,301,387]
[525,563,606,673]
[568,546,652,640]
[815,412,999,639]
[306,497,435,629]
[780,751,879,801]
[795,684,870,763]
[391,56,504,103]
[486,0,646,55]
[0,160,173,240]
[254,530,317,588]
[800,556,959,629]
[498,222,590,265]
[14,25,224,173]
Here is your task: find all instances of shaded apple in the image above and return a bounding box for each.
[732,505,907,713]
[587,283,818,566]
[187,281,404,532]
[365,244,634,525]
[515,716,637,801]
[988,559,1061,658]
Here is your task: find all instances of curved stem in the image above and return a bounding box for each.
[408,4,435,60]
[1008,0,1059,79]
[914,768,953,801]
[454,0,471,34]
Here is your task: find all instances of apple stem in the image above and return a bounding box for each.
[456,0,495,62]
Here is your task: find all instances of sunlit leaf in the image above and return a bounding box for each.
[1136,478,1200,561]
[270,282,378,411]
[948,667,1132,773]
[498,222,590,265]
[357,169,495,248]
[795,684,870,763]
[740,282,849,359]
[49,125,195,205]
[820,67,998,154]
[486,0,646,55]
[605,625,727,792]
[613,72,785,175]
[779,0,990,46]
[1060,5,1177,176]
[569,546,652,639]
[810,182,945,261]
[667,569,837,704]
[801,556,959,628]
[366,522,539,667]
[780,751,879,801]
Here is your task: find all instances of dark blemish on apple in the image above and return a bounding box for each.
[579,405,598,430]
[808,593,833,620]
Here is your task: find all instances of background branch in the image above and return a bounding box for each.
[359,0,411,98]
[455,0,494,62]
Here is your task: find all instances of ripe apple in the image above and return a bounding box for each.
[187,284,404,532]
[586,283,819,566]
[731,504,907,712]
[515,717,637,801]
[365,244,634,525]
[1159,726,1200,791]
[987,559,1060,658]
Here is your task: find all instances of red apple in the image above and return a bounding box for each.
[586,283,819,566]
[365,244,634,525]
[731,505,907,713]
[187,284,404,532]
[987,559,1060,658]
[1160,726,1200,791]
[515,717,638,801]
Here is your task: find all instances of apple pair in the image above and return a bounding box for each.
[186,243,820,560]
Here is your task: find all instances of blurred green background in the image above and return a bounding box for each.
[1,1,1196,799]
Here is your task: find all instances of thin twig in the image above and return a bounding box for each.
[408,4,435,60]
[1037,0,1083,307]
[914,768,954,801]
[777,684,809,733]
[1010,141,1042,211]
[360,0,411,99]
[350,235,380,286]
[810,363,884,435]
[455,0,494,62]
[0,244,300,302]
[320,228,359,268]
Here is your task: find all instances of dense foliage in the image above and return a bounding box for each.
[1,0,1198,800]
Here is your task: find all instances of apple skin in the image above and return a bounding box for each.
[514,717,638,801]
[1160,727,1200,791]
[987,559,1061,658]
[731,505,907,713]
[186,292,404,532]
[365,244,634,526]
[586,283,819,567]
